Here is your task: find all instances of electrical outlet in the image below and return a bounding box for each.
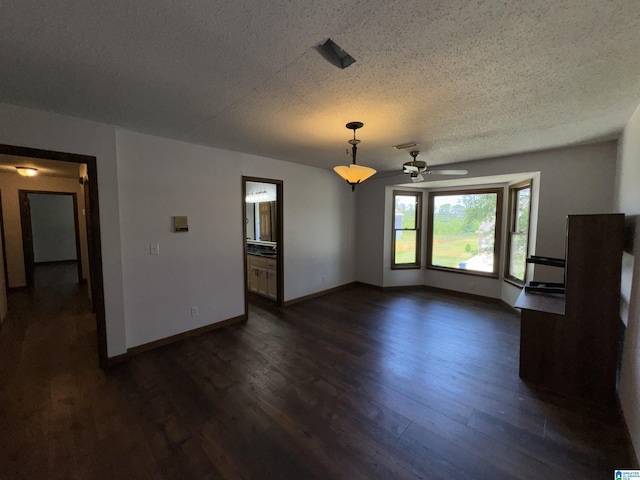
[149,243,160,255]
[190,306,199,317]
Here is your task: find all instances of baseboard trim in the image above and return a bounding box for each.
[106,314,248,365]
[353,281,427,291]
[354,281,384,291]
[105,352,129,366]
[283,282,358,306]
[423,284,504,304]
[382,284,425,291]
[106,284,514,364]
[617,394,640,468]
[354,282,517,312]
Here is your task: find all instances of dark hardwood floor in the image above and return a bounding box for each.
[0,264,633,479]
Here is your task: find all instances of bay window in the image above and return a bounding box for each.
[392,190,422,268]
[505,181,532,284]
[427,188,503,277]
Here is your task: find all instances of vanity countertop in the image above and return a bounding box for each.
[247,240,276,247]
[247,240,277,258]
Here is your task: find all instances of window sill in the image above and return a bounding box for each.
[391,265,422,270]
[503,277,524,289]
[426,265,499,279]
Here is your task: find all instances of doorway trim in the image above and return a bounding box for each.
[242,176,284,309]
[19,191,84,287]
[0,191,8,291]
[0,144,108,368]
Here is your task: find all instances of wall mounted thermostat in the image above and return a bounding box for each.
[173,216,189,232]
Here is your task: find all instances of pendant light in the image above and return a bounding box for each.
[333,122,376,191]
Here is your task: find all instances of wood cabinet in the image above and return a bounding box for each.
[516,214,624,404]
[247,255,277,300]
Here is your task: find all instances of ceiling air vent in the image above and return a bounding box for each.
[315,39,356,69]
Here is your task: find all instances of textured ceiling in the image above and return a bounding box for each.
[1,0,639,174]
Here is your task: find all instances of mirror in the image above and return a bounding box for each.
[245,182,277,241]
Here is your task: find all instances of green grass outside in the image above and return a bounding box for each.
[395,233,480,267]
[395,233,418,264]
[431,234,478,268]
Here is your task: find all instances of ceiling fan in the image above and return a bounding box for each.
[402,151,468,182]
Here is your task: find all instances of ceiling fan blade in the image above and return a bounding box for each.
[411,173,424,183]
[403,165,420,173]
[426,169,468,175]
[371,171,405,179]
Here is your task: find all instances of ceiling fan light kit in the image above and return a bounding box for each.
[334,122,377,190]
[401,151,468,182]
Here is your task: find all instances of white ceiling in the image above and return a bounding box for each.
[1,0,639,174]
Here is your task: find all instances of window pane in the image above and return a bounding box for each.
[431,193,497,273]
[395,230,417,264]
[509,234,527,281]
[516,187,530,233]
[395,195,416,230]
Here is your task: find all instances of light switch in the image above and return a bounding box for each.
[149,243,160,255]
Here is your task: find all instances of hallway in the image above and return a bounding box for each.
[0,263,102,477]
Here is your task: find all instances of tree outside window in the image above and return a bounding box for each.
[392,191,422,268]
[427,188,503,277]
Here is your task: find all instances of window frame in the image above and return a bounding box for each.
[391,190,423,270]
[504,180,532,286]
[426,187,504,278]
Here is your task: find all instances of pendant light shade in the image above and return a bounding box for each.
[334,121,376,190]
[333,164,377,185]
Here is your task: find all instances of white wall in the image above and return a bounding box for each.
[356,141,618,305]
[615,101,640,465]
[356,176,386,287]
[0,103,127,358]
[116,131,357,347]
[116,130,246,347]
[0,172,89,287]
[29,193,77,263]
[0,103,358,357]
[241,153,356,301]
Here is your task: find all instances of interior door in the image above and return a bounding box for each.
[259,202,271,241]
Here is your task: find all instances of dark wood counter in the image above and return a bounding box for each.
[515,289,565,316]
[516,214,624,404]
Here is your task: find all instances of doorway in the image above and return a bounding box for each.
[243,177,283,308]
[19,191,84,288]
[0,144,108,367]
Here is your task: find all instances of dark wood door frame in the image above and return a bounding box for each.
[19,190,84,287]
[242,177,284,310]
[82,177,97,313]
[0,191,8,291]
[0,144,108,368]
